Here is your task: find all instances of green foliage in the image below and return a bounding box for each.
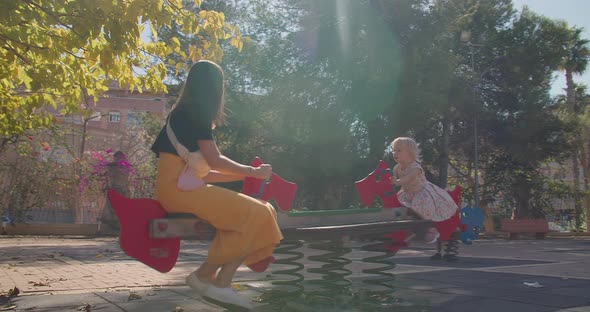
[0,129,76,222]
[158,0,582,214]
[0,0,242,139]
[485,152,573,219]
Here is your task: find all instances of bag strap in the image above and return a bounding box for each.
[165,115,190,162]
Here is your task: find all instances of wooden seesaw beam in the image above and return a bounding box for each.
[149,159,456,240]
[149,212,432,240]
[150,214,216,240]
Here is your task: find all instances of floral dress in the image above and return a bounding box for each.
[395,161,458,222]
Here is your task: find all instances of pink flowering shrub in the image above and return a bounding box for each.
[77,149,155,199]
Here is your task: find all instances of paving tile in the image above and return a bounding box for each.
[393,256,554,269]
[538,284,590,300]
[116,299,225,312]
[95,288,189,303]
[391,288,476,308]
[553,306,590,312]
[9,292,114,310]
[393,278,460,291]
[11,303,124,312]
[437,297,556,312]
[433,285,517,299]
[400,269,513,286]
[499,291,590,309]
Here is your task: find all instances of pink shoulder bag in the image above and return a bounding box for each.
[166,121,205,191]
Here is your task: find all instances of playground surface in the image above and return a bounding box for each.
[1,235,590,311]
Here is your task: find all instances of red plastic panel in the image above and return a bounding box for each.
[242,157,298,212]
[108,189,180,273]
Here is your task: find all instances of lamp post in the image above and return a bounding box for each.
[460,30,483,209]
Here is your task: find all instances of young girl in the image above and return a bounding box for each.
[390,137,459,260]
[151,60,282,309]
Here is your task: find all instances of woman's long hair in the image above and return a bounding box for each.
[172,60,225,128]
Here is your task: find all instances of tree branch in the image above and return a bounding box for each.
[0,44,32,65]
[24,0,84,39]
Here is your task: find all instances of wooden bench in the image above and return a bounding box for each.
[500,219,550,239]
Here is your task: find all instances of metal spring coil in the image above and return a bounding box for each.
[444,237,459,261]
[304,240,353,308]
[257,240,305,305]
[357,238,397,310]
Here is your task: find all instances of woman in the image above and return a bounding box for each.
[151,60,282,309]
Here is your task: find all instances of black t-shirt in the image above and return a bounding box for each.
[151,109,213,157]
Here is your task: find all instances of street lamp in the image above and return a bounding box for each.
[460,30,483,209]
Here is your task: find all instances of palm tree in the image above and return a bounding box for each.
[577,90,590,232]
[557,24,590,231]
[578,94,590,232]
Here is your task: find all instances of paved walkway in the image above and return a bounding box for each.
[1,235,590,311]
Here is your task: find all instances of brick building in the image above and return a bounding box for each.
[57,87,167,155]
[52,87,168,224]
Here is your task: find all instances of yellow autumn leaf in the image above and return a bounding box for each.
[0,0,243,137]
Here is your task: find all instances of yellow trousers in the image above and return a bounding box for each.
[155,152,283,266]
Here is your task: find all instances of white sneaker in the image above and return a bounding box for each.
[185,271,209,296]
[204,285,253,310]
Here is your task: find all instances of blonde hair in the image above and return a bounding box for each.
[391,137,421,162]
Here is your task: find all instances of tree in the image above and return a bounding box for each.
[154,0,576,216]
[558,86,590,231]
[0,0,242,143]
[556,23,590,230]
[477,8,572,218]
[578,90,590,231]
[411,0,514,189]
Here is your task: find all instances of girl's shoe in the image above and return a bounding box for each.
[204,285,253,310]
[185,271,210,296]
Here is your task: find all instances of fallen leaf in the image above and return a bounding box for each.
[128,293,142,301]
[7,287,19,297]
[231,284,249,291]
[0,286,19,301]
[0,304,17,311]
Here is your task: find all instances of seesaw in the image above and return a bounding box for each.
[109,158,479,273]
[109,157,297,273]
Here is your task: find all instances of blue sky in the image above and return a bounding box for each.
[511,0,590,96]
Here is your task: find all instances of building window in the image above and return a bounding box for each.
[126,111,140,127]
[108,112,120,122]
